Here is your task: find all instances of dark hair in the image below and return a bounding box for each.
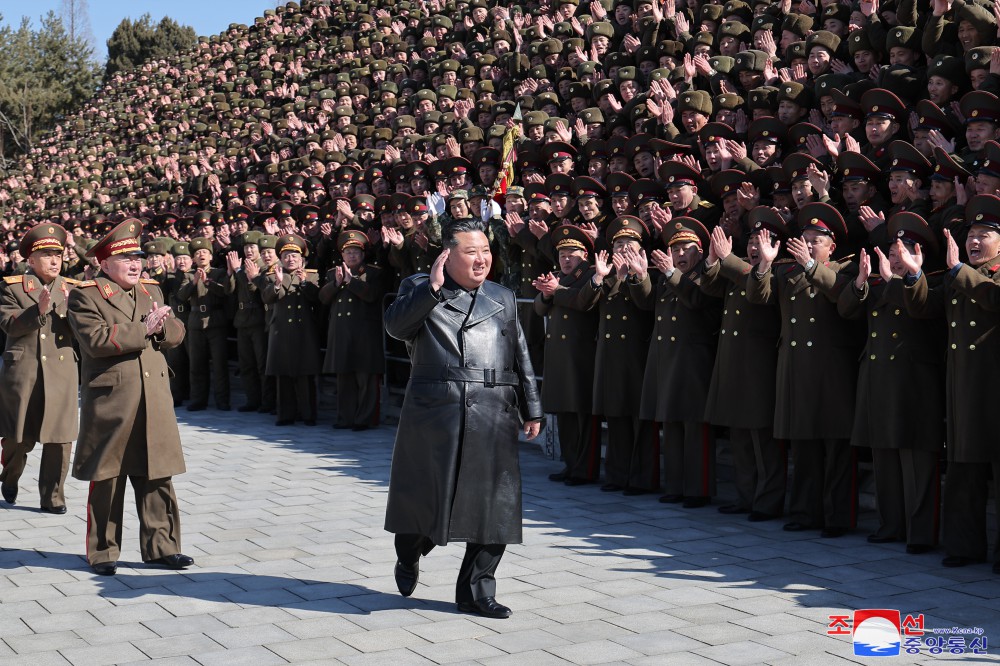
[441,218,488,248]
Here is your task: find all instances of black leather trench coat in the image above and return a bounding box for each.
[384,274,543,546]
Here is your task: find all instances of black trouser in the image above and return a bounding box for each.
[871,448,940,546]
[166,336,190,402]
[187,326,230,408]
[942,461,1000,561]
[662,421,716,498]
[236,325,267,408]
[556,412,600,482]
[395,534,506,604]
[788,438,857,529]
[276,375,316,422]
[336,372,379,427]
[729,427,786,516]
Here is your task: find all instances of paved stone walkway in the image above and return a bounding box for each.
[1,408,998,665]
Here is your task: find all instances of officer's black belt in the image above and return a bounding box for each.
[410,365,519,387]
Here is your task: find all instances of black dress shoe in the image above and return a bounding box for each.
[658,494,684,504]
[867,534,900,544]
[216,405,231,412]
[351,424,369,431]
[748,511,778,522]
[548,472,568,482]
[150,553,194,569]
[237,405,260,413]
[41,505,67,515]
[942,555,979,568]
[275,419,294,426]
[718,504,749,515]
[92,562,117,576]
[783,521,812,532]
[821,527,848,538]
[334,424,353,430]
[394,560,419,597]
[258,405,275,414]
[683,496,710,508]
[622,488,650,496]
[1,483,17,505]
[186,403,207,412]
[993,561,1000,575]
[600,483,623,492]
[304,420,317,427]
[457,596,511,619]
[906,544,934,555]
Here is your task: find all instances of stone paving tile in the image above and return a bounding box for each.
[57,642,148,666]
[2,410,1000,665]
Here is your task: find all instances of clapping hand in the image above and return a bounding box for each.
[593,250,613,282]
[786,236,813,267]
[531,272,559,297]
[754,230,780,269]
[856,248,871,290]
[38,284,52,314]
[874,245,895,279]
[226,250,241,274]
[145,302,173,337]
[649,249,674,274]
[709,226,733,265]
[944,229,960,269]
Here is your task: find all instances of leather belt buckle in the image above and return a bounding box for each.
[483,368,496,388]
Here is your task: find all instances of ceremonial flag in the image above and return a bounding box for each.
[491,103,521,203]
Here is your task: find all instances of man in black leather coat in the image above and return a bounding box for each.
[384,218,544,619]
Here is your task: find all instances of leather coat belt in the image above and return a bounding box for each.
[410,365,519,387]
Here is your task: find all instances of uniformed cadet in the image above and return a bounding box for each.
[838,213,945,554]
[747,203,862,537]
[658,161,721,229]
[533,225,601,486]
[163,242,192,407]
[585,217,657,494]
[701,209,787,521]
[261,234,321,426]
[177,238,233,411]
[902,195,1000,572]
[0,223,78,513]
[319,230,386,430]
[632,218,722,508]
[255,234,280,414]
[229,231,269,412]
[68,219,192,576]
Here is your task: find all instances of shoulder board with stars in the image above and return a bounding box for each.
[140,279,160,285]
[77,281,97,287]
[3,275,20,284]
[62,277,82,286]
[306,269,318,273]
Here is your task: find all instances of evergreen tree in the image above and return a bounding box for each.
[105,14,197,80]
[0,11,100,163]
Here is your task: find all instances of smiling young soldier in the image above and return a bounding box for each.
[902,195,1000,573]
[839,213,945,555]
[533,225,601,486]
[701,209,787,521]
[631,217,722,508]
[747,203,862,538]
